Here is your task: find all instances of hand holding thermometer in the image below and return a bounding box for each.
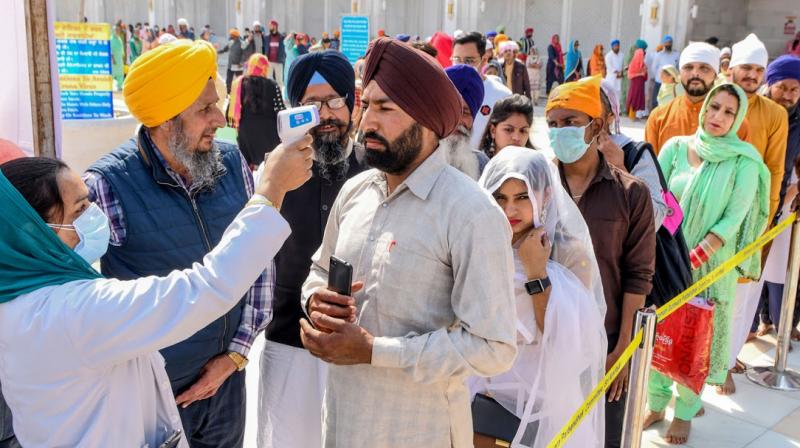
[277,105,320,145]
[254,105,319,185]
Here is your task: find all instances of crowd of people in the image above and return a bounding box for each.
[0,18,799,448]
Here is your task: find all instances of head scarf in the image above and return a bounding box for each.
[377,28,386,37]
[362,37,461,138]
[429,32,454,68]
[476,148,607,447]
[157,32,177,45]
[0,169,102,303]
[589,44,605,77]
[627,48,646,78]
[482,60,506,84]
[766,55,800,85]
[676,82,770,279]
[445,64,485,118]
[395,33,411,43]
[286,50,356,113]
[124,39,217,127]
[550,35,564,66]
[731,33,768,69]
[546,75,603,119]
[227,54,270,128]
[565,40,582,79]
[635,39,648,50]
[679,42,721,72]
[720,46,732,58]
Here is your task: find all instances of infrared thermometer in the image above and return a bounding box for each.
[277,105,320,146]
[253,105,320,185]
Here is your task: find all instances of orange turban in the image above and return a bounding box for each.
[362,37,461,138]
[545,75,603,119]
[123,39,218,127]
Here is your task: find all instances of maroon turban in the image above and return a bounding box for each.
[362,37,462,138]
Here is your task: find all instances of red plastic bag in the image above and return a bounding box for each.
[651,297,715,394]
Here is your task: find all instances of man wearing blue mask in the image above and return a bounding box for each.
[545,75,656,448]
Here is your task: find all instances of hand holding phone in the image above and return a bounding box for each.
[328,255,353,296]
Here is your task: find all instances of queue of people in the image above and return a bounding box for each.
[0,23,799,448]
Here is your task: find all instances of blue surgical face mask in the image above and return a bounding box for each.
[548,121,595,164]
[48,203,111,264]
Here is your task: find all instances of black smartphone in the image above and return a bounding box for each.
[328,255,353,296]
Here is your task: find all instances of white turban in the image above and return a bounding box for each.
[499,41,519,55]
[730,33,768,68]
[679,42,721,73]
[177,18,189,27]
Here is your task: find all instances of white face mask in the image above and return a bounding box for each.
[548,120,596,164]
[48,203,111,264]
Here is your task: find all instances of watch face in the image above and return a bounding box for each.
[526,279,543,295]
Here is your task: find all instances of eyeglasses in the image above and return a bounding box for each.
[450,56,480,66]
[301,95,348,111]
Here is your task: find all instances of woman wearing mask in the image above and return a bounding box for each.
[471,148,606,448]
[228,54,286,167]
[0,143,311,447]
[478,94,535,157]
[644,83,770,445]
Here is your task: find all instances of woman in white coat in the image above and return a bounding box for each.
[0,139,312,448]
[471,148,607,448]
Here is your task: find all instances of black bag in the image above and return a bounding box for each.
[623,141,693,308]
[471,393,521,443]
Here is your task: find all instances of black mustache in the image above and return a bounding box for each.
[359,131,390,149]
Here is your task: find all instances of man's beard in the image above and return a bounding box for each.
[665,45,672,51]
[310,119,352,181]
[440,124,480,180]
[168,119,225,191]
[360,123,423,175]
[683,77,713,97]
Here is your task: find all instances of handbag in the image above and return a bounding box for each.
[471,393,521,444]
[623,141,693,308]
[651,297,715,393]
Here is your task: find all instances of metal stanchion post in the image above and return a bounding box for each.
[621,308,658,448]
[747,219,800,391]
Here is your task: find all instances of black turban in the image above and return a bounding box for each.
[286,50,356,111]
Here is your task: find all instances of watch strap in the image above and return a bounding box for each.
[525,276,551,295]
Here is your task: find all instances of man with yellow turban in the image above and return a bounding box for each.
[297,37,518,447]
[546,75,656,448]
[82,39,310,446]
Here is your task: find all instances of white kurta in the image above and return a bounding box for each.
[604,50,624,95]
[0,204,289,448]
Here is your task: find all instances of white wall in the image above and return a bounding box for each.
[746,0,800,59]
[0,0,34,155]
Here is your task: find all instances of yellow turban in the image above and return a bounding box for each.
[123,39,218,127]
[545,75,603,119]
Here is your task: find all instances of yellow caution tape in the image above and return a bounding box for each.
[547,213,797,448]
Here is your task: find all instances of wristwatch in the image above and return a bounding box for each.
[525,277,551,295]
[226,351,249,371]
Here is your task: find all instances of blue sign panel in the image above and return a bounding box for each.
[55,22,114,120]
[340,15,370,65]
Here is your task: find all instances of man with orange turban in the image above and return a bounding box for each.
[298,37,518,447]
[83,39,310,446]
[546,75,656,448]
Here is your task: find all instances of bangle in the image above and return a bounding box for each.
[699,239,714,256]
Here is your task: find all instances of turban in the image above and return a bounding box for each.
[124,39,217,127]
[611,39,620,47]
[269,20,278,27]
[229,28,240,39]
[445,64,485,118]
[545,75,603,119]
[158,33,177,45]
[663,35,673,43]
[363,37,461,138]
[499,41,519,55]
[287,50,356,112]
[177,18,189,27]
[494,34,509,46]
[395,33,411,43]
[486,31,498,40]
[679,42,720,73]
[731,33,768,68]
[720,46,732,58]
[525,27,534,35]
[0,139,26,164]
[429,32,454,68]
[766,55,800,85]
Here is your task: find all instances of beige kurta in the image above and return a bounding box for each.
[302,148,518,447]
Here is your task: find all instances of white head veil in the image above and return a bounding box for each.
[474,147,607,448]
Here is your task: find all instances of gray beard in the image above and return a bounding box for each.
[168,124,225,192]
[313,132,350,181]
[440,125,480,180]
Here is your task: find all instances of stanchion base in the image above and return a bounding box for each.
[746,366,800,391]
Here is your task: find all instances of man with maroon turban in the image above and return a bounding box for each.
[298,37,517,447]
